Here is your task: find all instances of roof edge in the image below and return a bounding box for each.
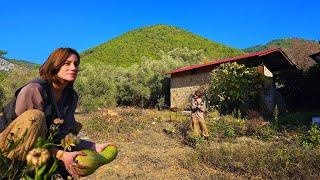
[166,48,287,75]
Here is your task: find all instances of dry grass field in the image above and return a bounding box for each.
[77,108,243,179]
[76,107,320,179]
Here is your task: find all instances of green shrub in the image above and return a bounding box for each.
[185,134,207,147]
[309,125,320,145]
[208,62,263,114]
[254,125,274,141]
[299,125,320,147]
[224,126,236,137]
[75,64,117,112]
[208,115,246,140]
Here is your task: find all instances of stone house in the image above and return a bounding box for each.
[166,48,295,109]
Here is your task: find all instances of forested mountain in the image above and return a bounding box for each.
[243,38,320,70]
[80,25,244,67]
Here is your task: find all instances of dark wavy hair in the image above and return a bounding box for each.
[39,47,80,86]
[194,90,202,97]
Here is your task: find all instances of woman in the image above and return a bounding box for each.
[191,90,209,139]
[0,48,111,178]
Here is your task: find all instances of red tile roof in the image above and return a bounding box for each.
[166,48,290,75]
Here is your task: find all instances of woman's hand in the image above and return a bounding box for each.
[93,142,114,153]
[196,98,202,104]
[60,150,86,178]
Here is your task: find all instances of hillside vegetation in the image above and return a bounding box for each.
[80,25,244,67]
[243,38,320,70]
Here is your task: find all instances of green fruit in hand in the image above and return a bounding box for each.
[99,145,118,164]
[74,146,118,176]
[75,149,105,176]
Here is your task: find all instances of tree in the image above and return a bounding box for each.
[208,62,263,114]
[0,50,7,57]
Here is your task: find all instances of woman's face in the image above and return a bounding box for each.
[57,54,79,82]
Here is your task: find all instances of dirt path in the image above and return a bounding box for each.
[76,110,241,180]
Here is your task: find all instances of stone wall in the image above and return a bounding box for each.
[170,71,210,109]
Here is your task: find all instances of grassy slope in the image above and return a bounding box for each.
[80,24,244,67]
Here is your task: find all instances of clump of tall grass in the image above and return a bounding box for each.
[191,138,320,179]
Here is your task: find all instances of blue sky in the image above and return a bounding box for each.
[1,0,319,64]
